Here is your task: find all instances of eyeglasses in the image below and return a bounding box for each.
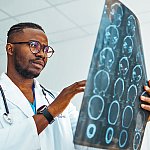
[10,40,55,58]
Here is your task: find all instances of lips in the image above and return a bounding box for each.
[31,60,45,69]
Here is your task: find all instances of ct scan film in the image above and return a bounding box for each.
[74,0,149,149]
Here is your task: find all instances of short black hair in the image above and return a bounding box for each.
[7,22,45,43]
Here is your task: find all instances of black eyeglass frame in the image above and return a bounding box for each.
[9,40,55,58]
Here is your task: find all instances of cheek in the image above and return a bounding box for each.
[14,49,30,67]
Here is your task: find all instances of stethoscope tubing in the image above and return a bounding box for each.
[0,85,9,114]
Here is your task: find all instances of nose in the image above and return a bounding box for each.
[35,48,46,58]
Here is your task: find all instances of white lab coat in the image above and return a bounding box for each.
[0,72,149,150]
[140,122,150,150]
[0,73,78,150]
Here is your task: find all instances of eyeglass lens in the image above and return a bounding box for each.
[29,41,54,58]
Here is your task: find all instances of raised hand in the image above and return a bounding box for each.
[48,80,86,117]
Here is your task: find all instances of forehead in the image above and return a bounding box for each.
[15,28,48,43]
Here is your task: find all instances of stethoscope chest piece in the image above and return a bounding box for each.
[3,113,13,125]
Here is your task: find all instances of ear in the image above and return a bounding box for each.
[6,43,14,55]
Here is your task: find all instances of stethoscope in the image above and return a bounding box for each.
[0,84,55,125]
[0,85,13,125]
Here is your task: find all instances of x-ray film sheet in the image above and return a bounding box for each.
[74,0,149,149]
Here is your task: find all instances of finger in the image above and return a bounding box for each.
[68,80,86,89]
[73,87,85,94]
[74,80,86,87]
[148,115,150,121]
[144,86,150,94]
[148,80,150,86]
[141,104,150,111]
[140,96,150,104]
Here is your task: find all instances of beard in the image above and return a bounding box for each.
[15,62,40,79]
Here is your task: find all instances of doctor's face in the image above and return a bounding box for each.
[10,28,48,79]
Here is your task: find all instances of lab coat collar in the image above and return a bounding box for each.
[0,73,48,117]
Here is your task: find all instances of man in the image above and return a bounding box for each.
[0,22,86,150]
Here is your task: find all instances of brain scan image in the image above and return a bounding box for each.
[118,57,129,78]
[122,36,133,58]
[86,124,96,139]
[113,77,124,100]
[126,15,136,37]
[88,95,104,120]
[108,100,120,125]
[104,25,119,49]
[133,132,141,150]
[93,70,110,95]
[126,84,137,106]
[105,127,114,144]
[122,105,133,128]
[119,130,128,148]
[99,47,115,71]
[131,65,142,83]
[110,2,123,27]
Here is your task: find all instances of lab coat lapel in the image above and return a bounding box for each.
[0,73,34,117]
[34,80,51,110]
[5,86,34,117]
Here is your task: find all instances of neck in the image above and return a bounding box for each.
[6,70,35,103]
[7,71,34,89]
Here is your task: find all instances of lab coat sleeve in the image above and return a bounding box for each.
[141,121,150,150]
[0,117,40,150]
